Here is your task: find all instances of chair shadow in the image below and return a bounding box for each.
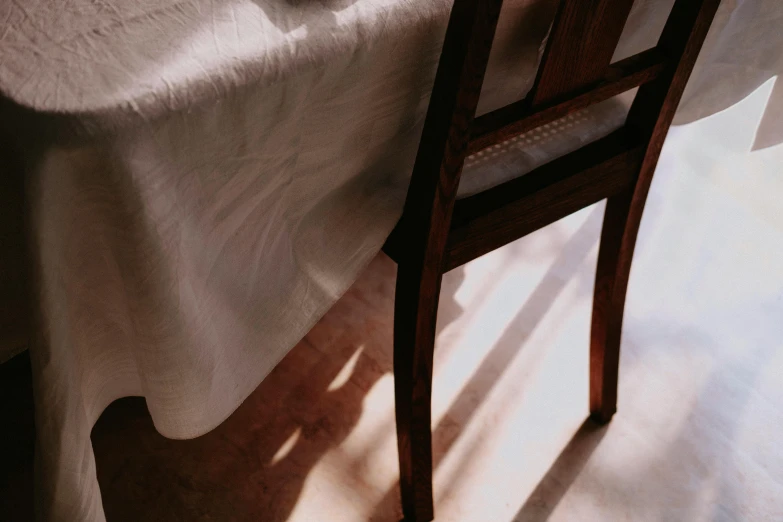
[511,419,609,522]
[370,205,606,521]
[581,318,780,522]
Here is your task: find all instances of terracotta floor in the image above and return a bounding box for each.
[2,81,783,521]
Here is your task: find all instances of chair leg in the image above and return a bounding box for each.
[393,261,442,522]
[590,188,639,424]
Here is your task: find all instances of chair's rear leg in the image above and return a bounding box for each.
[588,0,722,427]
[590,188,637,424]
[394,261,442,522]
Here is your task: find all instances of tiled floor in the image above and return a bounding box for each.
[1,80,782,521]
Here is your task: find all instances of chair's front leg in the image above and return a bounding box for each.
[393,261,442,522]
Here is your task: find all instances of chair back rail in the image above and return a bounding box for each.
[386,0,722,272]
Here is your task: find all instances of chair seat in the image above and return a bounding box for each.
[458,92,634,198]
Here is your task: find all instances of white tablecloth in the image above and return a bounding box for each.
[0,0,780,520]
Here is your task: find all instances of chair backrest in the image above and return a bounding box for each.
[391,0,721,272]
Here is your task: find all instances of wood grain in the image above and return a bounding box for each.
[445,131,642,271]
[468,48,667,155]
[392,0,506,519]
[590,0,723,423]
[387,0,722,517]
[530,0,637,107]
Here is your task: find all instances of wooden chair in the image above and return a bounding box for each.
[382,0,721,519]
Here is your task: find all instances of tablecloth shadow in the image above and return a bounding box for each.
[0,351,35,521]
[1,203,600,522]
[85,254,463,522]
[91,347,374,522]
[90,195,599,522]
[0,260,414,522]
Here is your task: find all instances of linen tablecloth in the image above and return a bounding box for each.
[0,0,780,519]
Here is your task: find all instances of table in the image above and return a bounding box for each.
[1,0,780,519]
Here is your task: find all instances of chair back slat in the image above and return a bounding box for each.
[531,0,636,106]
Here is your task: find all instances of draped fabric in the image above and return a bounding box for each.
[0,0,779,519]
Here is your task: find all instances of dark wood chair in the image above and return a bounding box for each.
[382,0,721,519]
